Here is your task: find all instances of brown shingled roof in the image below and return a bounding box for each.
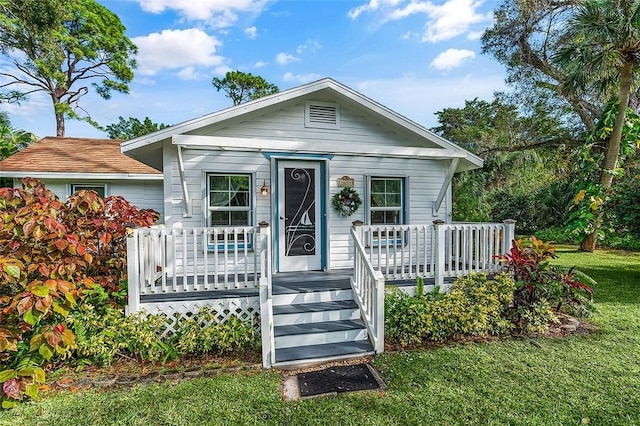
[0,137,161,175]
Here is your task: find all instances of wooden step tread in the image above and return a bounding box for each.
[274,319,365,337]
[274,341,374,364]
[273,300,358,315]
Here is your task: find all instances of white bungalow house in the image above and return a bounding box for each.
[122,78,515,368]
[0,137,164,218]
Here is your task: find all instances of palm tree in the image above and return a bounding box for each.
[554,0,640,252]
[0,111,37,159]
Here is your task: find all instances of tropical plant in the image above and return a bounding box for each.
[0,178,158,407]
[497,237,595,331]
[553,0,640,251]
[0,0,137,136]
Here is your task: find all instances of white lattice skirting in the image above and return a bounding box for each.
[137,296,261,336]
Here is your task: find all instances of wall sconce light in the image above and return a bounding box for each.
[260,180,269,196]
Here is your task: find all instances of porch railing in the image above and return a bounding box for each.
[349,219,515,357]
[350,226,385,353]
[126,224,272,314]
[356,220,515,287]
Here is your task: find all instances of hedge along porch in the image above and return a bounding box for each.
[122,78,513,367]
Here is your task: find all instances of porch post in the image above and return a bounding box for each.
[502,219,516,255]
[433,220,445,289]
[258,221,274,368]
[126,228,140,315]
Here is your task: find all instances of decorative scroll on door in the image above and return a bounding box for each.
[284,167,316,256]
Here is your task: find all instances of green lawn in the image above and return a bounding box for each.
[2,249,639,425]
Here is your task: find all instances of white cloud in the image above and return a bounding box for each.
[296,39,322,54]
[348,0,403,19]
[176,66,206,80]
[276,52,299,65]
[467,30,483,40]
[430,48,475,71]
[137,0,269,28]
[254,60,268,68]
[348,0,492,43]
[133,29,225,77]
[282,72,322,84]
[244,26,258,39]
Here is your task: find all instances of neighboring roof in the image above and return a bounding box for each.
[0,137,162,179]
[121,77,483,170]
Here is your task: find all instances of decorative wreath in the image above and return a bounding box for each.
[332,187,362,217]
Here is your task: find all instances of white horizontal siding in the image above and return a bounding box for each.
[13,178,164,222]
[192,100,440,149]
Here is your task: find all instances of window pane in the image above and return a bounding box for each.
[371,193,384,208]
[371,211,386,224]
[230,211,249,226]
[211,211,230,226]
[210,191,230,207]
[230,192,249,207]
[210,176,228,190]
[371,179,386,193]
[386,179,401,193]
[385,210,401,224]
[386,193,401,206]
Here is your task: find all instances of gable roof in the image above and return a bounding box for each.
[121,77,483,170]
[0,137,162,179]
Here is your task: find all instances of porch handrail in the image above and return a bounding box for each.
[350,224,385,354]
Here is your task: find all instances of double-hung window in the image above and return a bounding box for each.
[369,177,405,245]
[207,174,252,248]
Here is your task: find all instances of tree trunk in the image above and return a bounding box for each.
[55,111,65,137]
[579,62,634,252]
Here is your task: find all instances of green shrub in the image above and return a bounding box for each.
[67,304,172,366]
[172,309,258,356]
[385,273,515,346]
[67,305,260,366]
[534,227,580,244]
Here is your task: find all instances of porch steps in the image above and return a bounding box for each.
[271,272,374,367]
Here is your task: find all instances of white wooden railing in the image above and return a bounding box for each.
[126,224,272,313]
[356,220,515,287]
[350,226,385,353]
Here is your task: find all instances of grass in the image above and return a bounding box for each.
[1,248,639,425]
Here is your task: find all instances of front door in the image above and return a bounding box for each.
[278,161,322,272]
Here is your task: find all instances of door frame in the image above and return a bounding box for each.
[267,154,330,272]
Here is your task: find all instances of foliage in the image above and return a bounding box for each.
[385,273,515,346]
[432,95,576,228]
[553,0,640,251]
[212,71,279,106]
[332,187,362,217]
[498,237,595,331]
[0,0,137,136]
[105,116,169,141]
[67,304,259,366]
[0,112,37,160]
[0,178,158,406]
[67,304,173,366]
[533,226,579,245]
[172,309,258,356]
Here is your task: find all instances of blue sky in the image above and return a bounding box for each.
[4,0,507,139]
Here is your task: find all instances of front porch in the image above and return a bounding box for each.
[126,221,515,368]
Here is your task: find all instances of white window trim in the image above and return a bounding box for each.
[365,175,409,247]
[204,172,256,250]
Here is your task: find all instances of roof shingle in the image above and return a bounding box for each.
[0,137,161,175]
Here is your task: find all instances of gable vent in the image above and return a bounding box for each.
[305,102,340,129]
